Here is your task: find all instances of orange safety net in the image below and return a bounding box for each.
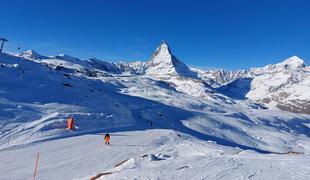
[104,136,110,144]
[67,117,74,130]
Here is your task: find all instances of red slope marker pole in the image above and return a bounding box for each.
[33,152,40,180]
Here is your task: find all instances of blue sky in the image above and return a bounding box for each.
[1,0,310,69]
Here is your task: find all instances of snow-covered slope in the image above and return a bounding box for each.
[0,52,135,147]
[19,50,88,71]
[2,129,310,180]
[2,47,309,151]
[87,58,148,75]
[87,58,121,74]
[1,45,310,179]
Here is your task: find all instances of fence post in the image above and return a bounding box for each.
[33,152,40,180]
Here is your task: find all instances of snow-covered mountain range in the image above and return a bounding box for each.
[193,56,310,114]
[19,41,309,114]
[1,41,310,179]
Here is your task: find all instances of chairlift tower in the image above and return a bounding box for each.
[0,38,8,53]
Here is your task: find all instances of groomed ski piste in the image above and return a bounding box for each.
[1,42,310,180]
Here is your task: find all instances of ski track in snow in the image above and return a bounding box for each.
[1,130,310,180]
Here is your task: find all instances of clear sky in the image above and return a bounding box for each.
[1,0,310,70]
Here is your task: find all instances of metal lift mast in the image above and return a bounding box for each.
[0,38,8,53]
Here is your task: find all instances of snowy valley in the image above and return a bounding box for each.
[0,41,310,180]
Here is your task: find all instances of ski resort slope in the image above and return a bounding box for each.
[1,47,310,180]
[1,130,310,180]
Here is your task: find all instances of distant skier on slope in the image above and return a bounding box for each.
[104,132,110,145]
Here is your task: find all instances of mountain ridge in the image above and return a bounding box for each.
[15,42,310,114]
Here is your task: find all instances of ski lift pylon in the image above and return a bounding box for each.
[0,37,8,53]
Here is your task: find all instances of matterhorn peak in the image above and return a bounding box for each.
[151,40,173,64]
[146,41,197,78]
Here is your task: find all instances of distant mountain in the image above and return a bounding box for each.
[246,56,310,114]
[196,56,310,114]
[145,41,197,78]
[18,49,48,60]
[115,61,148,75]
[250,56,306,74]
[51,54,83,64]
[191,68,248,87]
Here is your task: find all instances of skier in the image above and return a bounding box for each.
[104,132,110,145]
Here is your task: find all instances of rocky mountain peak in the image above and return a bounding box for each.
[150,40,172,63]
[146,41,197,78]
[19,49,46,60]
[279,56,305,69]
[250,56,306,75]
